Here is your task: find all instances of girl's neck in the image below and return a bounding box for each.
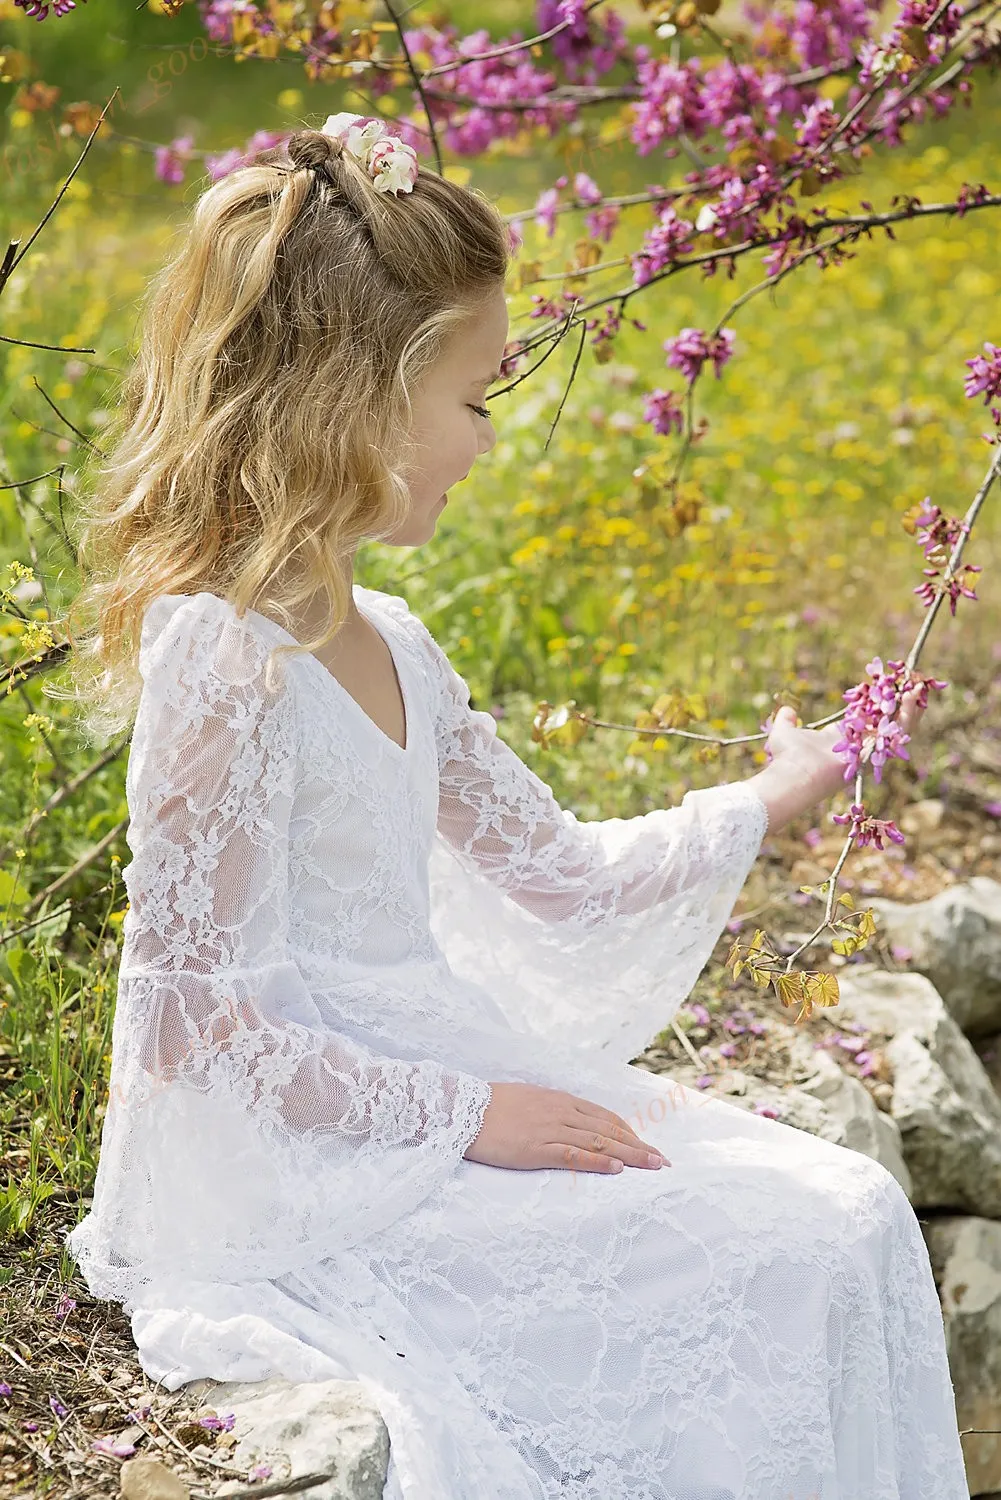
[293,583,365,646]
[262,563,364,645]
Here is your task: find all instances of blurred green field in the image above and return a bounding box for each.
[1,2,1000,1239]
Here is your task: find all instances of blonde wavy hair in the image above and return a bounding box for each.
[56,124,511,745]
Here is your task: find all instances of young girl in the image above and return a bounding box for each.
[64,117,967,1499]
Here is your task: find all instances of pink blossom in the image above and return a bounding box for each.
[539,0,629,80]
[964,341,1001,417]
[830,802,906,850]
[643,388,685,436]
[630,207,696,286]
[794,99,840,150]
[154,135,195,187]
[573,171,603,206]
[534,182,565,239]
[631,56,707,151]
[664,327,736,383]
[92,1437,136,1458]
[199,1412,236,1431]
[832,657,948,783]
[204,147,248,183]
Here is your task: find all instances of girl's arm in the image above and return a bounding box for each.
[391,596,769,927]
[384,596,768,1066]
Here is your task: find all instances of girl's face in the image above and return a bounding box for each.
[387,282,510,546]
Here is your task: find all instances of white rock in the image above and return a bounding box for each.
[867,876,1001,1036]
[922,1216,1001,1496]
[784,1033,912,1197]
[186,1375,389,1500]
[834,967,1001,1216]
[674,1038,912,1196]
[119,1458,189,1500]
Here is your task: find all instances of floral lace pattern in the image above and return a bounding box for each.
[66,587,968,1499]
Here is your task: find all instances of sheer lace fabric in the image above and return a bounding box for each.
[67,587,968,1499]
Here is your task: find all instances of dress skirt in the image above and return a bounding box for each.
[130,1066,970,1500]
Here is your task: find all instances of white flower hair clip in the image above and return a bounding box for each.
[320,112,419,196]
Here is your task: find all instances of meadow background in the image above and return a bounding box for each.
[1,0,1000,1284]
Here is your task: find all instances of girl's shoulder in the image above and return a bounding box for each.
[138,586,453,691]
[138,590,275,685]
[358,585,444,661]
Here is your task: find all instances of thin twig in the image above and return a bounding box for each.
[383,0,442,177]
[5,92,122,282]
[30,378,107,460]
[0,734,131,869]
[190,1468,345,1500]
[20,817,129,920]
[0,332,97,354]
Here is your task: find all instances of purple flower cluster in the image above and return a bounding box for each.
[539,0,630,83]
[13,0,86,18]
[92,1436,137,1458]
[630,206,696,286]
[909,495,983,615]
[154,135,195,187]
[701,59,772,148]
[794,98,841,151]
[832,655,947,786]
[741,0,879,71]
[643,389,685,437]
[830,801,906,849]
[199,1410,237,1431]
[664,327,736,384]
[632,57,707,151]
[965,341,1001,426]
[889,0,966,69]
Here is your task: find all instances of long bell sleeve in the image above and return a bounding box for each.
[382,596,770,1069]
[65,593,493,1308]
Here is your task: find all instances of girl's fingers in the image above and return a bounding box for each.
[900,689,925,733]
[569,1099,655,1151]
[552,1143,627,1174]
[560,1127,668,1169]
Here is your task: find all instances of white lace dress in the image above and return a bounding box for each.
[65,586,969,1500]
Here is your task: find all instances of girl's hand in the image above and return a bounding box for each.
[765,686,927,803]
[463,1081,670,1174]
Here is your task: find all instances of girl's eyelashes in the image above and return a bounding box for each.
[469,404,492,420]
